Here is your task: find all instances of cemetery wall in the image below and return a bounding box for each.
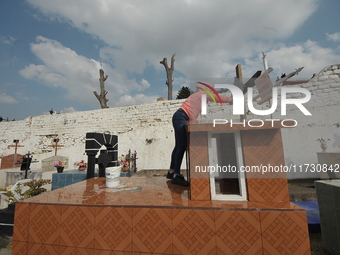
[0,99,184,178]
[0,64,340,183]
[279,64,340,178]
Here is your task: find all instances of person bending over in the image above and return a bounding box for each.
[168,82,233,186]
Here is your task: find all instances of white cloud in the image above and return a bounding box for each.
[26,0,319,78]
[0,93,18,104]
[60,107,77,113]
[326,32,340,42]
[243,40,340,79]
[19,36,151,106]
[140,79,151,90]
[114,94,158,107]
[21,0,340,109]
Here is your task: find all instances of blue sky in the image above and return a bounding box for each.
[1,0,339,120]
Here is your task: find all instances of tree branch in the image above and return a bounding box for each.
[160,53,176,100]
[94,69,109,108]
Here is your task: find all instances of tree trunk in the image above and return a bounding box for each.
[93,69,109,109]
[160,53,176,100]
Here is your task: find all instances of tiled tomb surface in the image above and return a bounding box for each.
[13,177,310,254]
[12,122,310,254]
[188,122,291,202]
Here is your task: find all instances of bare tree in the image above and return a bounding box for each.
[94,69,109,108]
[160,53,176,100]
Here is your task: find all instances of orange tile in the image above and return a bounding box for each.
[211,201,250,209]
[11,240,28,255]
[248,201,303,210]
[241,129,291,202]
[19,176,307,210]
[13,202,30,242]
[94,251,134,255]
[160,181,190,207]
[172,209,216,255]
[27,242,59,255]
[215,210,262,254]
[28,204,62,245]
[241,129,285,165]
[260,211,311,255]
[12,174,313,254]
[187,200,214,208]
[60,205,96,249]
[132,208,173,254]
[247,178,290,202]
[190,178,211,201]
[59,246,95,254]
[94,207,133,252]
[189,131,209,180]
[94,250,115,255]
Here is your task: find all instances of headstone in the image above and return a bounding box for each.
[85,133,118,179]
[41,156,68,172]
[51,170,88,190]
[0,154,24,169]
[5,170,40,188]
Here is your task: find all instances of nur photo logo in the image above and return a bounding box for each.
[197,78,312,128]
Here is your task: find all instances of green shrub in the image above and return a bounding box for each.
[3,179,52,204]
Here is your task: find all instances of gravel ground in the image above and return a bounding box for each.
[0,234,11,255]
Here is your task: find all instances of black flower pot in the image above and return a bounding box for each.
[56,166,64,173]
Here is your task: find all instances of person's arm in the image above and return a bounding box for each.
[220,95,232,104]
[207,94,232,104]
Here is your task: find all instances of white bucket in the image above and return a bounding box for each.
[105,166,121,188]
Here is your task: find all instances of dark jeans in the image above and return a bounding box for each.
[170,109,189,175]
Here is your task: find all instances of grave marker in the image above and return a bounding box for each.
[48,138,64,156]
[7,139,24,168]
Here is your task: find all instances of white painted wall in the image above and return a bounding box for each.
[279,64,340,178]
[0,100,184,178]
[0,64,339,182]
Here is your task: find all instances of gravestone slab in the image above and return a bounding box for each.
[51,168,131,190]
[41,156,68,173]
[0,154,24,169]
[5,170,41,188]
[52,170,93,190]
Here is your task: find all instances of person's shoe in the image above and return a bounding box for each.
[171,174,189,186]
[166,171,174,179]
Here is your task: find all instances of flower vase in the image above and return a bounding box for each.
[321,143,328,152]
[78,166,86,171]
[56,167,64,173]
[122,166,130,172]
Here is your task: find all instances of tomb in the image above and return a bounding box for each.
[1,152,40,189]
[0,139,25,169]
[41,156,68,173]
[11,124,311,254]
[0,154,24,169]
